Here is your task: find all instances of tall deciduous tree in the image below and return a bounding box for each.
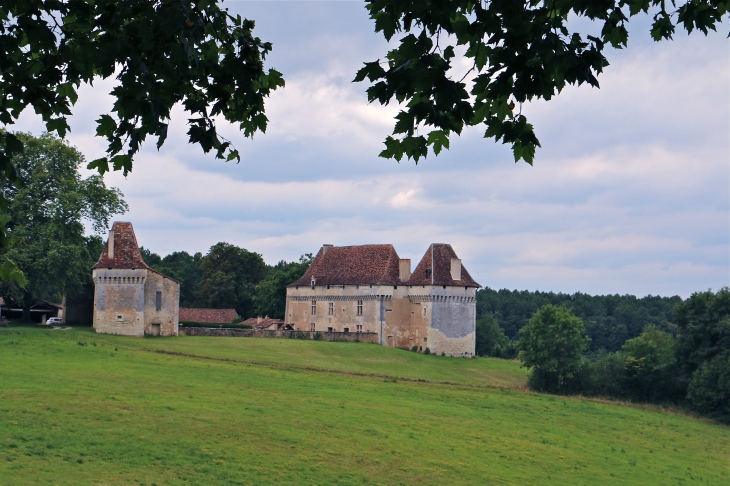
[199,242,266,317]
[518,304,590,393]
[253,254,312,319]
[1,132,127,319]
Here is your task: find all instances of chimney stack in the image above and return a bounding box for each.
[322,244,334,256]
[107,230,115,259]
[399,259,411,282]
[450,258,461,281]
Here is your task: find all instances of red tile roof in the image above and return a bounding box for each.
[241,316,287,330]
[288,244,403,287]
[407,244,480,288]
[179,308,238,324]
[93,222,148,270]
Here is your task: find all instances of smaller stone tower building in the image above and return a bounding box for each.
[92,222,180,337]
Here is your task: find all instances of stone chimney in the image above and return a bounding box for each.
[322,244,334,256]
[399,259,411,282]
[450,258,461,281]
[257,316,262,324]
[107,230,115,259]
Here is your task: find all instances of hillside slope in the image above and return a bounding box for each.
[1,326,727,485]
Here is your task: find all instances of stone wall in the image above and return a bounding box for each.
[143,270,179,336]
[180,327,378,343]
[92,268,147,336]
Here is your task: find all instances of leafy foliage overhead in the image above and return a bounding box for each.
[357,0,729,164]
[0,0,284,175]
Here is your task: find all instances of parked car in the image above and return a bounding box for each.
[45,317,63,325]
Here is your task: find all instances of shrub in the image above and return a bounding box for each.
[411,345,418,352]
[313,332,323,341]
[423,348,431,355]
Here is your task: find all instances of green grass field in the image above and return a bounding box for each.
[1,326,728,485]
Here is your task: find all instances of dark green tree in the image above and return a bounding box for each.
[675,288,730,422]
[199,242,266,317]
[475,313,516,358]
[358,0,729,163]
[141,248,204,307]
[1,132,127,319]
[621,325,680,402]
[518,304,590,393]
[253,254,312,320]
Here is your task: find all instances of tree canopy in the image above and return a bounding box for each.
[0,132,127,318]
[358,0,729,163]
[518,304,590,393]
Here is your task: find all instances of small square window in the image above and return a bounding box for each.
[423,337,427,343]
[116,315,123,321]
[327,327,333,332]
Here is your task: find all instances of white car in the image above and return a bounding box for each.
[45,317,63,325]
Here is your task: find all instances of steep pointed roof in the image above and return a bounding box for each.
[92,221,148,270]
[407,244,480,287]
[288,244,403,287]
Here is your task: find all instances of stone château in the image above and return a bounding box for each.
[286,243,480,356]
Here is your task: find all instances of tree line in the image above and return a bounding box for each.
[140,244,311,320]
[480,289,730,424]
[475,287,681,357]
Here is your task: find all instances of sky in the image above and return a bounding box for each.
[13,1,730,298]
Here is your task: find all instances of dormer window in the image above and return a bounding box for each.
[425,268,431,279]
[311,277,316,289]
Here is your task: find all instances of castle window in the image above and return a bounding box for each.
[343,327,349,333]
[328,302,334,315]
[423,337,427,343]
[155,291,162,311]
[311,300,316,315]
[310,323,315,331]
[356,300,363,316]
[327,327,333,332]
[311,277,315,289]
[116,315,123,321]
[356,324,363,332]
[425,268,431,279]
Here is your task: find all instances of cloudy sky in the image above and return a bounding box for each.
[14,1,729,298]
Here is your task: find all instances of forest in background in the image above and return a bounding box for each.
[476,287,682,355]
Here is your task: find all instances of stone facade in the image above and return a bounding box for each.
[92,222,180,337]
[286,243,479,357]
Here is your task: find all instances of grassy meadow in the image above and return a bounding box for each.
[1,325,728,485]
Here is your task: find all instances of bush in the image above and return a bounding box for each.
[423,348,431,355]
[576,351,626,398]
